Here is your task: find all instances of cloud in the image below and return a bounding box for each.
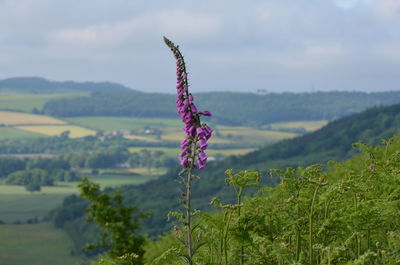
[372,0,400,19]
[49,9,221,48]
[0,0,400,93]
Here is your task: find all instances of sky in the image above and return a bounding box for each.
[0,0,399,93]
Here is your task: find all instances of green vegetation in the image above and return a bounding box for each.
[143,138,400,264]
[88,173,159,187]
[0,77,135,94]
[51,101,400,251]
[0,127,43,139]
[0,185,77,223]
[0,92,88,112]
[79,178,146,264]
[65,116,181,131]
[264,120,328,133]
[0,223,79,265]
[43,90,400,126]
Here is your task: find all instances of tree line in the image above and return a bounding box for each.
[42,90,400,126]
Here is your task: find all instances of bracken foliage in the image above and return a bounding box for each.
[145,137,400,265]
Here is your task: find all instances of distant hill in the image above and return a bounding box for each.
[42,90,400,126]
[52,102,400,241]
[0,77,138,94]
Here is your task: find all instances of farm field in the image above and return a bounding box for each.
[67,116,299,147]
[0,185,77,223]
[16,125,96,138]
[65,116,181,131]
[0,223,79,265]
[128,146,256,157]
[0,173,158,223]
[265,120,328,132]
[0,92,88,112]
[0,127,43,139]
[0,111,65,125]
[87,173,160,187]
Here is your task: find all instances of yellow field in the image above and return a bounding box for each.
[268,120,328,132]
[161,126,296,145]
[16,125,96,138]
[217,125,298,140]
[0,111,65,125]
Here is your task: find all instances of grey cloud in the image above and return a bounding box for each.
[0,0,399,93]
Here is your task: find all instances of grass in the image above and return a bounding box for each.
[65,116,181,131]
[0,223,79,265]
[0,127,44,139]
[124,134,160,142]
[87,173,160,187]
[0,172,159,223]
[128,147,256,157]
[0,111,65,125]
[265,120,328,132]
[0,185,77,223]
[0,93,88,112]
[16,125,96,138]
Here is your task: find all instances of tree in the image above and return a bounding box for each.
[78,178,147,264]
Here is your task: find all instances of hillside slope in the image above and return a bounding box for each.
[43,90,400,126]
[0,77,137,94]
[52,103,400,244]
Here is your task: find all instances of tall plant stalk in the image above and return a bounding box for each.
[164,36,213,265]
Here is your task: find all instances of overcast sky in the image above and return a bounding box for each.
[0,0,399,93]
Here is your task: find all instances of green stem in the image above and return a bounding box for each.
[223,210,234,265]
[237,189,244,265]
[309,185,320,265]
[186,166,193,265]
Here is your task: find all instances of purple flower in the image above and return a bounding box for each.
[196,127,205,138]
[181,157,189,167]
[201,110,212,117]
[190,104,198,113]
[197,160,205,170]
[164,36,213,170]
[198,139,208,150]
[198,151,207,162]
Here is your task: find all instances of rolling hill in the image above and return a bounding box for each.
[43,90,400,126]
[51,102,400,246]
[0,77,137,94]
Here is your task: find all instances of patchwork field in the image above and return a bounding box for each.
[67,116,299,148]
[0,223,79,265]
[0,185,77,223]
[65,116,181,131]
[0,111,65,125]
[0,93,88,112]
[0,127,43,139]
[266,120,328,132]
[0,173,158,223]
[128,146,256,157]
[16,125,96,138]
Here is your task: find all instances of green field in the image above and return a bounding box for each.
[88,173,159,187]
[265,120,328,132]
[0,185,77,223]
[0,127,44,139]
[65,116,181,131]
[67,116,299,148]
[0,93,88,112]
[128,146,256,157]
[0,223,79,265]
[0,173,158,223]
